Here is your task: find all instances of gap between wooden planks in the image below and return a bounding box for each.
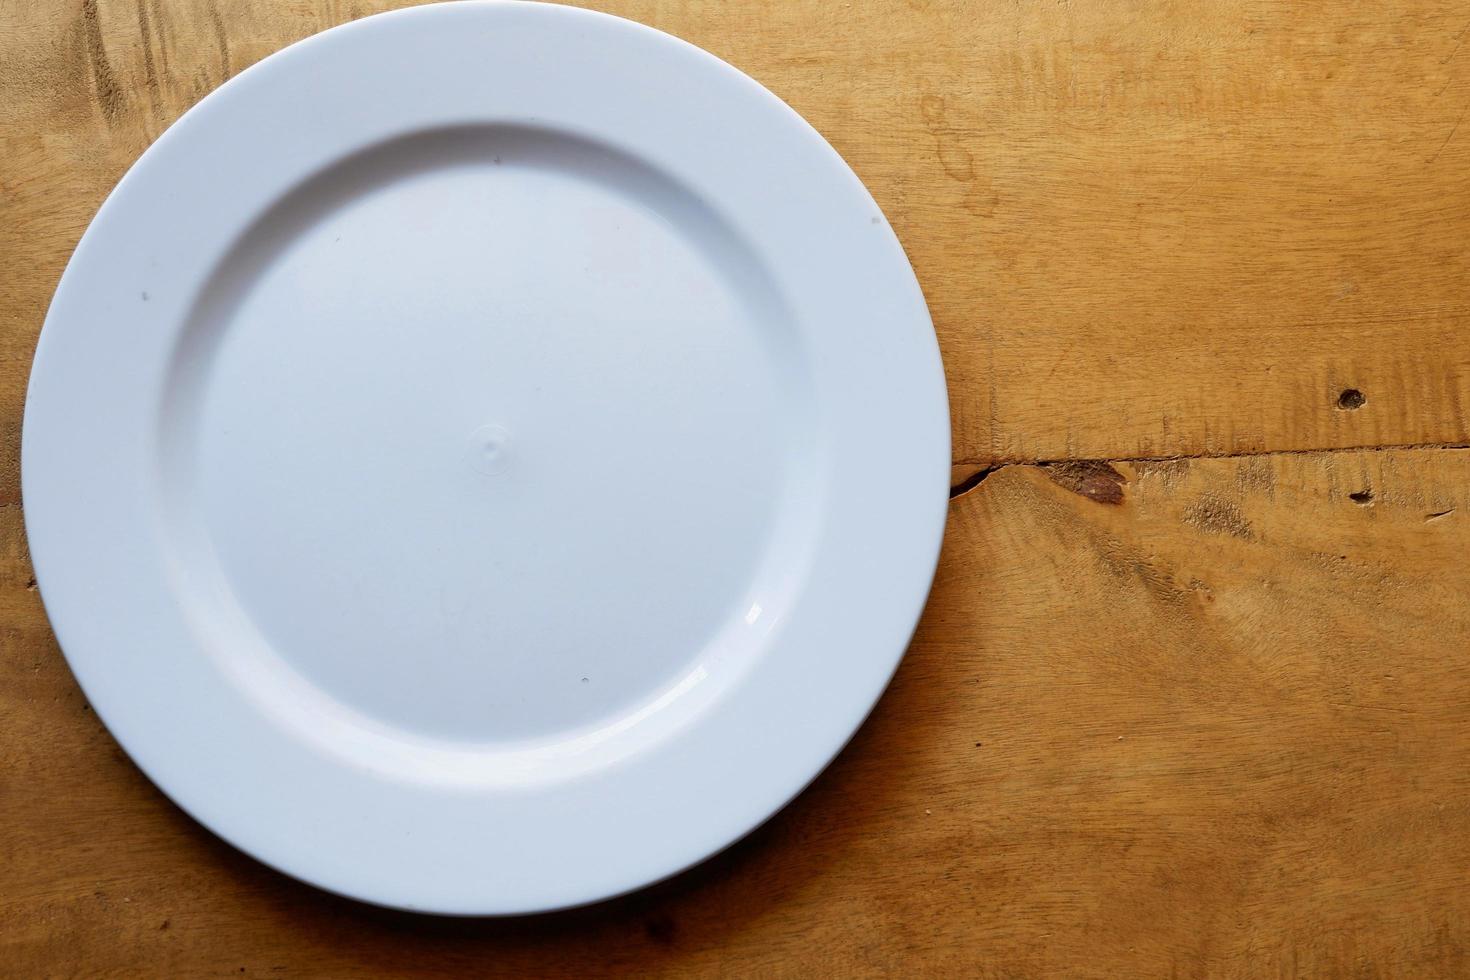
[951,439,1470,499]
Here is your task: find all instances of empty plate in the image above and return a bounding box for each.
[22,0,948,914]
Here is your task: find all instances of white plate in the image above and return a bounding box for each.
[23,1,947,914]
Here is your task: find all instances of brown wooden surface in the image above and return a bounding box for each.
[4,1,1470,976]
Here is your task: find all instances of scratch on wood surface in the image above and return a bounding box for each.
[1425,107,1466,165]
[1433,21,1470,95]
[1442,19,1470,64]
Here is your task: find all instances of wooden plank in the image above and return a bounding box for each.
[3,448,1467,976]
[4,1,1470,469]
[5,1,1470,975]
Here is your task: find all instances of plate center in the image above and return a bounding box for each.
[163,127,812,743]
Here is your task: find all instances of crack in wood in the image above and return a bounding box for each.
[948,443,1470,501]
[951,440,1470,473]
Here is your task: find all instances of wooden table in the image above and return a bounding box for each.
[4,1,1469,975]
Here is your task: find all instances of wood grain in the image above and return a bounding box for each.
[5,0,1470,466]
[4,0,1470,976]
[4,449,1469,976]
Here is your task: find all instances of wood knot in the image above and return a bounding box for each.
[1041,461,1126,505]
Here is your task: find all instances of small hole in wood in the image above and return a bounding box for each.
[1349,490,1373,504]
[1337,388,1366,410]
